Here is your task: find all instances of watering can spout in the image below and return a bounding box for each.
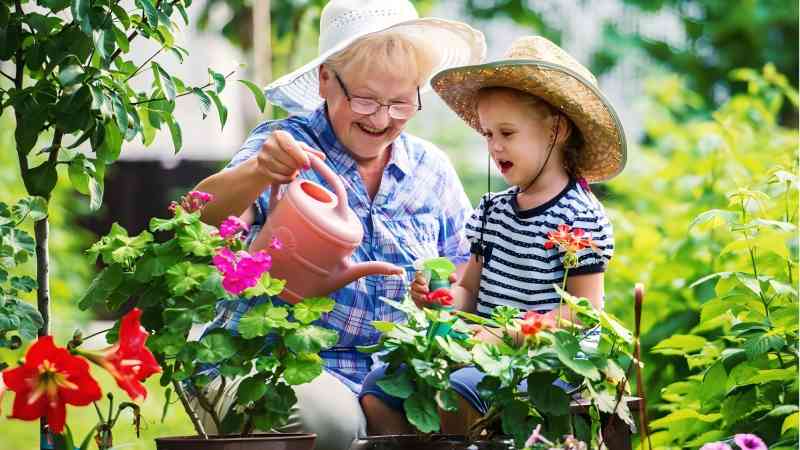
[329,261,405,291]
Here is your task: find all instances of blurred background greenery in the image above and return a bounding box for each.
[1,0,797,448]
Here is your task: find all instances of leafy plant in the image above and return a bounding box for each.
[600,65,798,449]
[359,297,476,434]
[80,192,339,437]
[0,198,46,359]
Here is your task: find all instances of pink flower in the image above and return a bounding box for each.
[213,248,272,294]
[269,237,282,250]
[524,424,553,448]
[700,443,732,450]
[218,216,249,239]
[734,434,766,450]
[520,311,554,336]
[176,190,215,213]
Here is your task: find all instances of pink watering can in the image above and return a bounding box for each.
[249,153,404,303]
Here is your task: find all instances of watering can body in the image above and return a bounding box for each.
[250,153,403,303]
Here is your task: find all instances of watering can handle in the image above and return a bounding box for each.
[268,151,349,218]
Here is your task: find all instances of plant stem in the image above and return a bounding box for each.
[130,70,236,106]
[740,200,770,319]
[172,379,209,439]
[0,70,13,82]
[124,47,164,82]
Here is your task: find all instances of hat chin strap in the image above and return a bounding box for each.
[519,114,561,195]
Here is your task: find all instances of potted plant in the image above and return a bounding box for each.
[78,191,339,449]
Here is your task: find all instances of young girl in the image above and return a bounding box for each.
[359,35,627,434]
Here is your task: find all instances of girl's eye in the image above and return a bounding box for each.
[482,131,492,139]
[501,131,514,137]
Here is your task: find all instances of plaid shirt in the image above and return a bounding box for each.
[203,105,472,393]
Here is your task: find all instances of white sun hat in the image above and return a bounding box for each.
[264,0,487,115]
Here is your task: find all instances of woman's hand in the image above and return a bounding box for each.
[256,130,326,185]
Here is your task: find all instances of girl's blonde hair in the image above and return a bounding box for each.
[478,87,584,178]
[324,31,437,87]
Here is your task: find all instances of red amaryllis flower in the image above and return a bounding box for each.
[86,308,161,402]
[519,311,554,336]
[425,288,454,307]
[2,336,102,434]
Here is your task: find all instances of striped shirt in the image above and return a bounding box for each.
[202,105,473,392]
[465,180,613,317]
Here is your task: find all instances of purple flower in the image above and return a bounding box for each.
[734,434,766,450]
[218,216,249,239]
[269,236,282,250]
[700,442,732,450]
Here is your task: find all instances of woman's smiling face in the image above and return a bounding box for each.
[477,88,565,188]
[319,65,419,162]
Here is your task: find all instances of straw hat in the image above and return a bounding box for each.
[265,0,486,115]
[431,36,626,183]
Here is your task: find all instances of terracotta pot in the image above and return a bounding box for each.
[348,435,514,450]
[155,433,316,450]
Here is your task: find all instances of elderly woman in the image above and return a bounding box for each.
[192,1,485,449]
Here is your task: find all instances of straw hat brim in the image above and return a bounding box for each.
[431,60,627,183]
[265,18,486,115]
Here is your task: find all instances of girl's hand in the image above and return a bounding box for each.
[410,272,431,309]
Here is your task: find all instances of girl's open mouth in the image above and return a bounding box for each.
[498,160,514,173]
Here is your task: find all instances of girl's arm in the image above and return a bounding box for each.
[543,272,604,325]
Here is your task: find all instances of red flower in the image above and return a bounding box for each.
[544,223,596,254]
[88,308,161,402]
[425,288,454,307]
[2,336,102,434]
[519,311,554,336]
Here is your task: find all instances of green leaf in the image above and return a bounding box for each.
[77,265,124,310]
[109,90,128,135]
[68,155,90,195]
[283,352,323,385]
[375,368,414,399]
[209,69,226,93]
[285,325,339,353]
[292,297,335,324]
[528,372,570,416]
[435,388,460,412]
[422,257,456,280]
[690,209,739,231]
[136,0,158,26]
[10,276,37,293]
[650,409,722,429]
[736,273,762,296]
[238,79,266,113]
[404,391,439,433]
[98,120,123,163]
[721,388,757,427]
[23,162,58,198]
[434,335,472,364]
[236,376,267,405]
[551,331,601,381]
[152,62,176,101]
[112,25,129,53]
[205,90,227,130]
[14,197,48,221]
[782,412,799,435]
[238,303,296,339]
[192,87,211,118]
[58,64,83,86]
[196,331,236,363]
[70,0,91,34]
[744,332,787,358]
[652,334,707,355]
[166,118,182,153]
[110,4,130,29]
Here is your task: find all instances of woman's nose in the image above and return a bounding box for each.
[368,106,391,128]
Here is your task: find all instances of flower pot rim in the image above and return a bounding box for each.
[155,432,316,442]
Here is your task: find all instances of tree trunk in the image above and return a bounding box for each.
[34,216,50,447]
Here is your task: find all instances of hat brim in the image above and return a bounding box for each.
[265,18,486,115]
[431,60,627,183]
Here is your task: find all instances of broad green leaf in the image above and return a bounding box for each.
[10,276,37,293]
[152,62,175,101]
[376,368,414,399]
[652,334,707,355]
[700,362,727,404]
[23,162,58,198]
[13,197,48,221]
[744,332,787,358]
[650,409,722,429]
[58,64,83,86]
[284,325,338,353]
[236,376,267,405]
[136,0,158,26]
[690,209,739,231]
[238,303,296,339]
[68,155,90,195]
[422,257,456,280]
[551,331,601,381]
[745,368,796,384]
[192,87,211,117]
[238,79,266,112]
[167,117,182,153]
[196,332,236,363]
[434,335,472,364]
[292,297,335,324]
[721,388,757,427]
[528,372,570,416]
[435,388,460,412]
[404,392,439,433]
[371,321,396,333]
[283,352,323,385]
[70,0,91,34]
[77,265,124,310]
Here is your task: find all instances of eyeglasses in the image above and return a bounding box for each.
[333,71,421,120]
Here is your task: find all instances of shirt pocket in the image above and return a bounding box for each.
[391,215,441,270]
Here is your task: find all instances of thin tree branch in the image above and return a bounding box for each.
[0,70,14,83]
[124,47,164,82]
[130,70,235,106]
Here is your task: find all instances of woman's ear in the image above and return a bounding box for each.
[318,65,332,99]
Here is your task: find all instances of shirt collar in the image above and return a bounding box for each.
[309,104,411,177]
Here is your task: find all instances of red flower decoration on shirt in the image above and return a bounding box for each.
[2,336,102,434]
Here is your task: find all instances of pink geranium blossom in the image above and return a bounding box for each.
[700,442,732,450]
[269,236,282,250]
[218,216,249,239]
[213,248,272,294]
[170,191,215,213]
[734,434,766,450]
